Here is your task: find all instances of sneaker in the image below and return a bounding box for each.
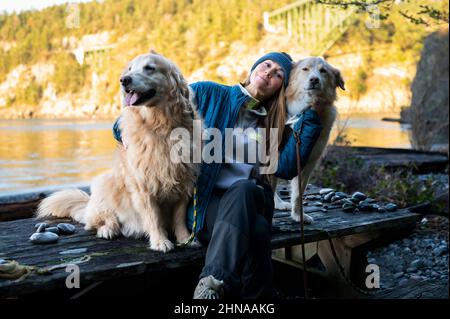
[193,275,225,299]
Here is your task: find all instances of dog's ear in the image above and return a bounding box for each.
[169,65,190,103]
[334,68,345,91]
[293,59,304,68]
[170,66,193,114]
[149,48,160,55]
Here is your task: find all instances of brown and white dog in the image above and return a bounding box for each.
[274,57,345,223]
[37,53,200,252]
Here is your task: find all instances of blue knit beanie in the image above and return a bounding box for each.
[250,52,294,87]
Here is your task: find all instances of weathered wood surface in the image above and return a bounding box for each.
[335,146,448,173]
[374,280,449,299]
[0,186,421,298]
[0,185,90,222]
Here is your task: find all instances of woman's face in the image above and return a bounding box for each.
[247,60,284,100]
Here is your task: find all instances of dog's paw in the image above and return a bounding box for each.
[96,225,118,240]
[290,212,314,224]
[290,211,301,222]
[150,237,175,253]
[274,192,292,211]
[275,199,292,211]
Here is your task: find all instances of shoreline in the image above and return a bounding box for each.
[0,113,119,121]
[0,111,405,121]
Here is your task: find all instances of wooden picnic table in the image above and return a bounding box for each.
[0,185,421,298]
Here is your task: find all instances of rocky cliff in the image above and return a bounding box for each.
[406,27,449,152]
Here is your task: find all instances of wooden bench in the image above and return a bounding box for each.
[0,185,421,298]
[333,146,448,173]
[374,280,449,299]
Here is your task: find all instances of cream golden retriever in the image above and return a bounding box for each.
[274,57,345,224]
[37,52,199,252]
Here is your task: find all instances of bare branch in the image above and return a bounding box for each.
[315,0,393,6]
[399,10,430,26]
[315,0,449,26]
[418,5,450,24]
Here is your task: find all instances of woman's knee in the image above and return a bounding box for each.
[228,180,265,203]
[216,180,265,226]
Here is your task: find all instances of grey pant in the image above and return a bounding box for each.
[197,179,275,298]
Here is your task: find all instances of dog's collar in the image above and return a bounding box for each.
[285,115,298,127]
[285,105,314,127]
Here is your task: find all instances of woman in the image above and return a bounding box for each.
[113,52,322,299]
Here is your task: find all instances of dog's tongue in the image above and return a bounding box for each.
[125,92,139,106]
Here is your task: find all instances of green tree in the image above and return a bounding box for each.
[51,52,88,94]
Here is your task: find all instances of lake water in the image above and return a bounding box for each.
[0,113,411,195]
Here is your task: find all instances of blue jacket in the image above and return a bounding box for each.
[112,81,322,235]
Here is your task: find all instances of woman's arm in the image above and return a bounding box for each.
[275,109,323,180]
[189,81,222,119]
[112,117,123,144]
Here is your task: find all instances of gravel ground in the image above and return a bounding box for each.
[366,173,449,296]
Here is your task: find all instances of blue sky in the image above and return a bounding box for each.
[0,0,95,14]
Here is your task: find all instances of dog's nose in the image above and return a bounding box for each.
[309,77,319,85]
[120,76,132,86]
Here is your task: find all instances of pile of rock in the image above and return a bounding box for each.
[29,222,76,244]
[307,188,398,214]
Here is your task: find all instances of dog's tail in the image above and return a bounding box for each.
[36,189,90,223]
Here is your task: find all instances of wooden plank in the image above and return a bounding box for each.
[0,185,90,222]
[329,146,448,173]
[0,198,44,222]
[0,203,421,297]
[317,238,352,278]
[0,181,422,297]
[0,216,206,297]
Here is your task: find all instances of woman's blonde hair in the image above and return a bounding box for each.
[242,76,287,152]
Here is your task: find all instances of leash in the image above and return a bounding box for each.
[176,108,198,248]
[293,227,379,297]
[325,234,379,296]
[293,130,309,299]
[175,184,198,247]
[292,114,375,298]
[292,113,376,297]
